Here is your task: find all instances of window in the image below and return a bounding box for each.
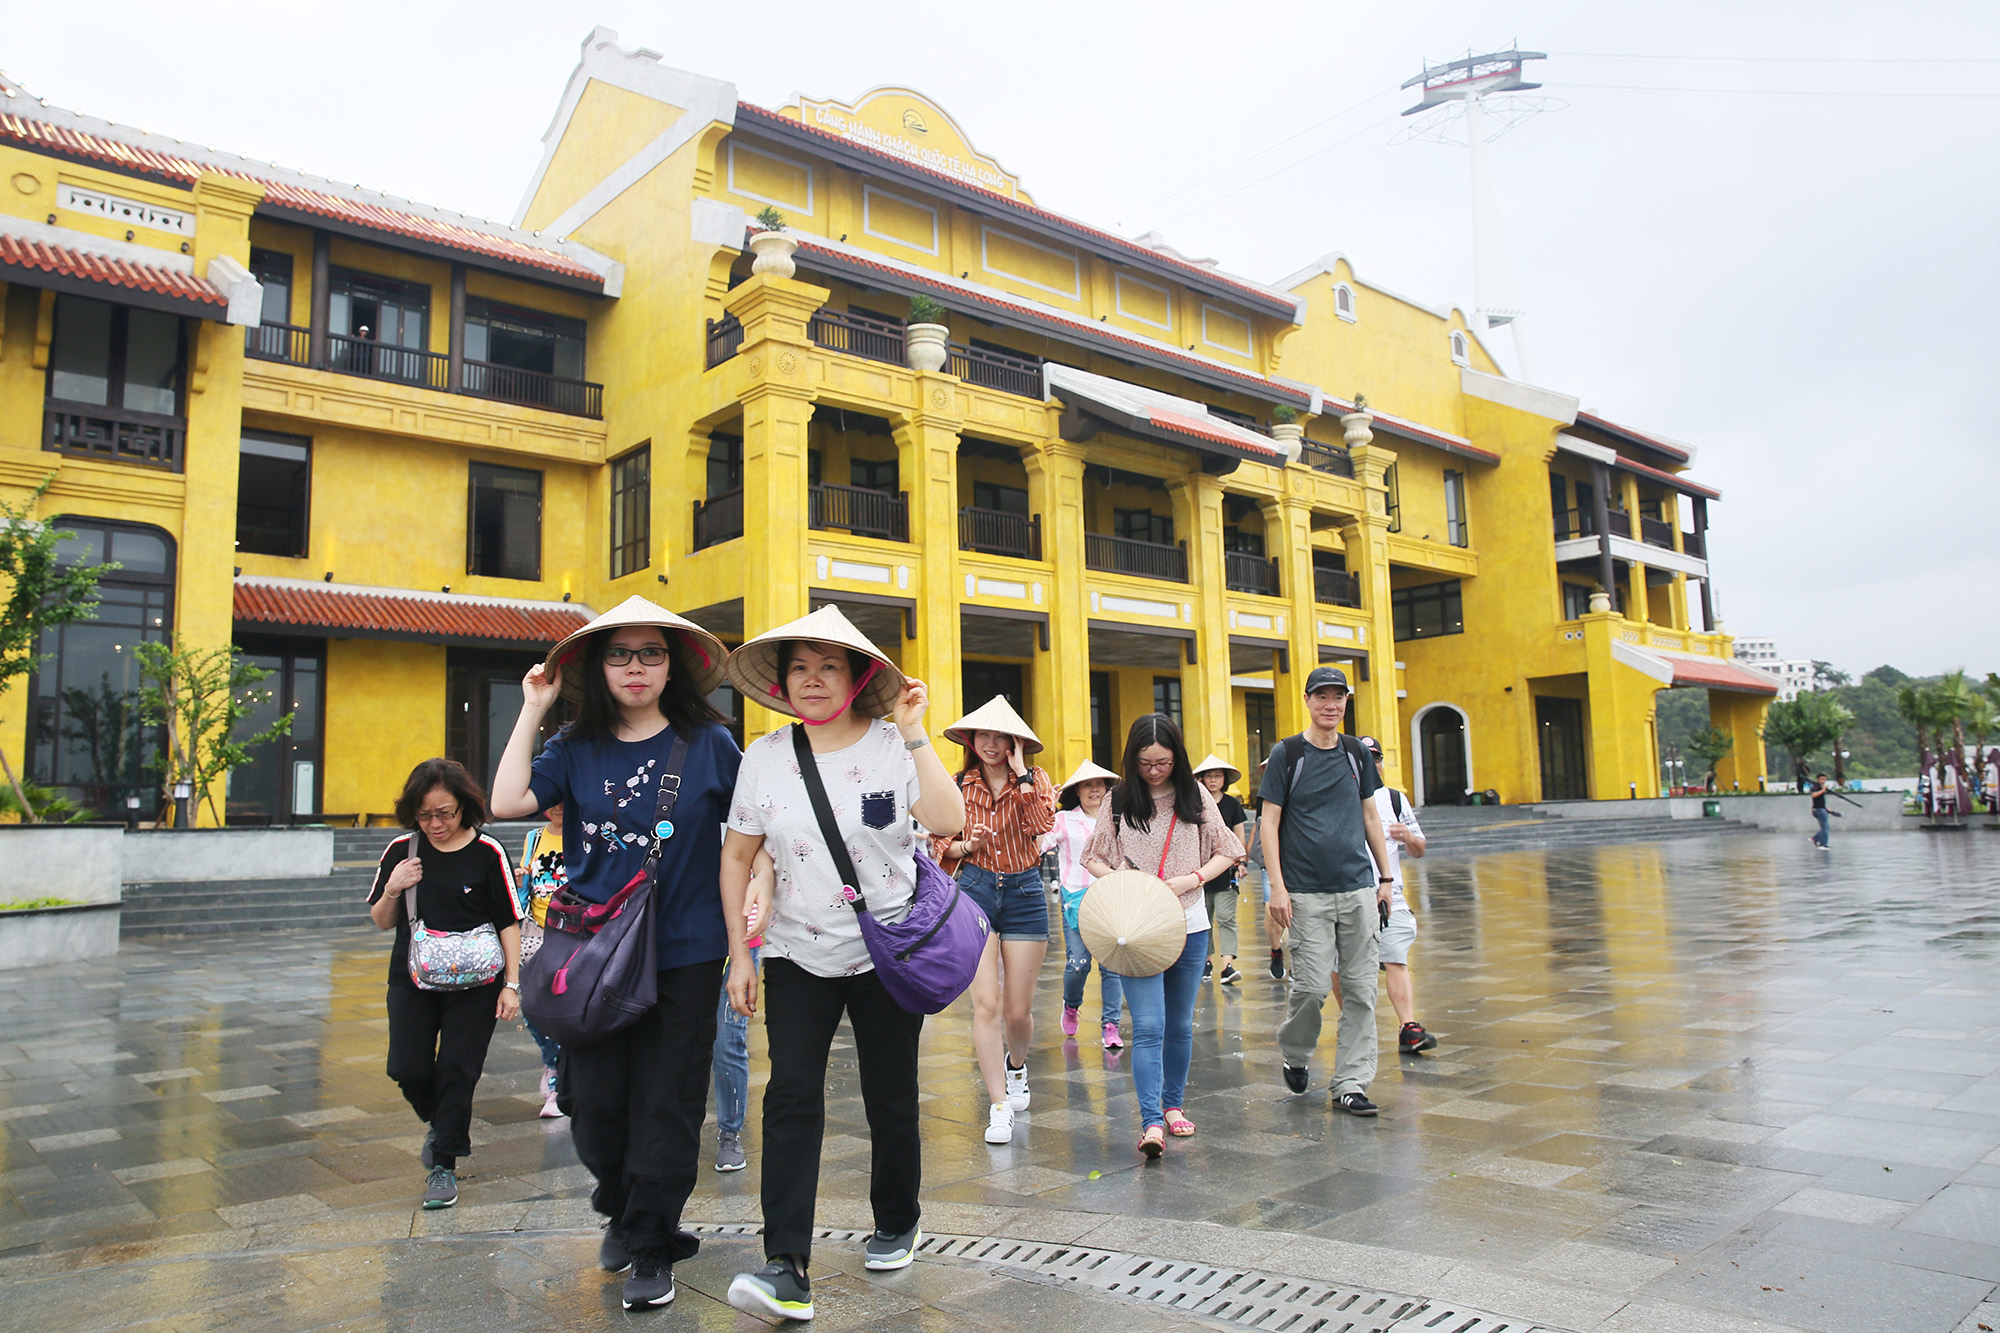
[1116,507,1172,546]
[609,444,650,579]
[227,638,322,822]
[1223,525,1265,557]
[1245,692,1278,778]
[467,463,542,580]
[1333,282,1356,322]
[236,430,311,558]
[249,248,293,325]
[1561,582,1597,621]
[1448,329,1469,366]
[48,296,185,418]
[329,269,427,348]
[971,480,1028,516]
[707,432,743,498]
[807,451,824,488]
[465,298,585,379]
[1444,470,1469,547]
[1153,676,1182,725]
[1549,473,1567,520]
[1391,580,1463,641]
[851,457,898,493]
[1382,464,1401,533]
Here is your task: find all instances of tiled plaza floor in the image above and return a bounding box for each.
[1,830,1997,1332]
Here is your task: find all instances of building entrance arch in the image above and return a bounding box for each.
[1410,702,1472,806]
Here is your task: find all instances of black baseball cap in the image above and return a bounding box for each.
[1359,735,1382,759]
[1305,665,1350,695]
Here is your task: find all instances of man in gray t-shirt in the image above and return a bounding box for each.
[1259,666,1395,1116]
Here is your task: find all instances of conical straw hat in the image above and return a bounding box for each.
[1191,753,1242,786]
[542,595,728,701]
[943,695,1042,754]
[724,604,906,720]
[1057,759,1119,794]
[1077,869,1187,978]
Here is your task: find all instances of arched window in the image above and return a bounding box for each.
[1448,329,1470,366]
[25,518,175,816]
[1333,282,1357,322]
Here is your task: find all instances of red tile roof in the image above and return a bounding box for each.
[1320,394,1500,464]
[0,112,603,286]
[1661,653,1778,696]
[1616,453,1720,501]
[234,578,591,645]
[791,239,1311,408]
[1147,409,1284,462]
[0,233,227,308]
[738,103,1299,319]
[1575,410,1691,462]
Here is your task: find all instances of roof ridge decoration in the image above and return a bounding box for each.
[778,86,1032,202]
[0,84,620,291]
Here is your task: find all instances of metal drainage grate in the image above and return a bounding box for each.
[686,1224,1543,1333]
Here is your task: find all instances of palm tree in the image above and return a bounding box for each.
[1937,671,1981,815]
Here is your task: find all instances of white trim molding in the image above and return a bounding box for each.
[725,140,815,215]
[861,184,939,255]
[981,225,1080,300]
[1408,700,1474,806]
[1113,271,1174,331]
[1332,281,1357,322]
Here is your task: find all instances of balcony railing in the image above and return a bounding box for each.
[1085,532,1187,583]
[1555,507,1633,541]
[461,360,603,419]
[692,488,744,551]
[1299,441,1355,477]
[1683,528,1706,558]
[1639,516,1675,550]
[946,342,1042,398]
[706,314,743,368]
[324,332,450,391]
[244,321,309,366]
[958,507,1041,560]
[810,483,909,541]
[1225,551,1280,597]
[44,403,184,472]
[807,309,905,366]
[1314,568,1361,608]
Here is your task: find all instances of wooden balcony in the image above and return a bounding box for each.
[245,324,603,418]
[1086,532,1187,583]
[1300,441,1356,477]
[807,309,905,366]
[692,488,744,551]
[705,314,743,368]
[44,402,184,472]
[958,507,1041,560]
[811,483,909,542]
[1314,568,1361,608]
[946,343,1042,398]
[1225,551,1280,597]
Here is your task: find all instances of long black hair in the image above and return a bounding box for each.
[1112,712,1204,831]
[565,626,726,745]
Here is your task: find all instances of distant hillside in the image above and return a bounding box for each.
[1656,665,1939,782]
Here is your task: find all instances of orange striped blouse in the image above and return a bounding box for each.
[930,767,1056,874]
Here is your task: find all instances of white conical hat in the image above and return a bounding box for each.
[724,604,906,720]
[943,695,1042,755]
[541,595,728,701]
[1077,870,1187,978]
[1191,753,1242,786]
[1057,759,1119,794]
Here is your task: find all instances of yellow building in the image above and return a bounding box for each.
[0,33,1771,824]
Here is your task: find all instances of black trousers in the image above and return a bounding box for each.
[384,981,502,1165]
[761,957,924,1264]
[559,959,722,1257]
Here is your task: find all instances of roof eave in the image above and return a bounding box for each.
[0,257,225,320]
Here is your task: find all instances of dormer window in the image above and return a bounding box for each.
[1448,329,1469,366]
[1333,282,1356,322]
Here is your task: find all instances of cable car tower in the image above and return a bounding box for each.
[1396,48,1559,379]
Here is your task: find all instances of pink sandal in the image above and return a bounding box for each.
[1163,1108,1196,1137]
[1138,1125,1165,1158]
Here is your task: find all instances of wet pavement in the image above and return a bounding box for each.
[1,829,1997,1333]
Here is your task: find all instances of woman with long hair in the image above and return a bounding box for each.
[1083,714,1242,1158]
[1046,760,1124,1049]
[367,758,521,1211]
[718,605,965,1323]
[490,596,741,1311]
[934,696,1055,1145]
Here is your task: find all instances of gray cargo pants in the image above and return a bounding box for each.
[1276,890,1378,1095]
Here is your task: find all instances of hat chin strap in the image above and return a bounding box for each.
[777,660,883,727]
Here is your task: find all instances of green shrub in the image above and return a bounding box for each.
[754,205,786,232]
[907,294,947,325]
[0,897,80,912]
[1272,405,1298,425]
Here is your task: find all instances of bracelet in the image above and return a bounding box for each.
[904,736,931,751]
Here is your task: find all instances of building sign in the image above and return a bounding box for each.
[785,87,1030,201]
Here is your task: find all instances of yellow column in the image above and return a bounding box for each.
[1621,473,1649,625]
[894,375,963,729]
[1709,689,1770,792]
[1172,472,1230,763]
[725,274,828,742]
[1343,427,1405,790]
[1024,436,1090,774]
[1267,494,1317,742]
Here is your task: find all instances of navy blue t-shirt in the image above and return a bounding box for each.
[527,722,741,970]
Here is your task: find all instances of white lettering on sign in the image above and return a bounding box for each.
[57,184,193,236]
[808,106,1016,195]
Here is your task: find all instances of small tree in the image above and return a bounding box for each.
[0,476,115,822]
[907,294,947,325]
[1684,725,1735,793]
[754,205,786,233]
[134,641,293,827]
[1763,691,1850,781]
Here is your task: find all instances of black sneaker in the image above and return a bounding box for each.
[1282,1063,1309,1094]
[863,1223,921,1271]
[622,1249,675,1309]
[421,1166,457,1209]
[1335,1091,1379,1117]
[1399,1021,1438,1054]
[1218,964,1241,986]
[729,1257,813,1321]
[1202,959,1213,980]
[599,1223,633,1273]
[419,1126,436,1169]
[1268,949,1286,980]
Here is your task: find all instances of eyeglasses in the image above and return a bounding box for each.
[1137,758,1176,773]
[415,807,459,824]
[603,646,669,666]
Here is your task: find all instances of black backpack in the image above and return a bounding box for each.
[1266,731,1376,807]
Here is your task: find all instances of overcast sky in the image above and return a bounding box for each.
[11,2,1996,676]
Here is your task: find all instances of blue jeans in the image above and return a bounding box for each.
[524,1019,561,1069]
[957,863,1051,941]
[1062,922,1125,1024]
[1813,808,1830,848]
[1114,929,1207,1127]
[713,948,758,1137]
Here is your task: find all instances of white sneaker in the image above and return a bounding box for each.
[983,1101,1014,1144]
[1004,1063,1030,1111]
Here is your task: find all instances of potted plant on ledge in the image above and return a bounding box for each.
[905,294,949,373]
[1270,404,1304,463]
[748,206,797,279]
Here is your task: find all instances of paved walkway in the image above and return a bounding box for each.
[1,830,1997,1333]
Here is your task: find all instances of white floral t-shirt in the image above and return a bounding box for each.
[727,719,925,978]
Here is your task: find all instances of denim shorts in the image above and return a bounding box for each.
[956,864,1050,942]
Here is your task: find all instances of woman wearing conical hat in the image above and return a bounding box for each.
[1190,754,1250,986]
[489,595,748,1310]
[714,606,965,1322]
[1043,759,1126,1050]
[931,695,1057,1147]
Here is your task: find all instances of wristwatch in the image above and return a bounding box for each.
[904,736,931,751]
[502,982,521,992]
